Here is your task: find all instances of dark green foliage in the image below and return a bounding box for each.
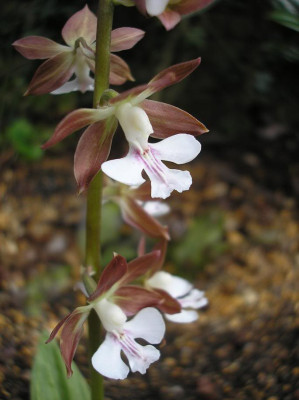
[270,0,299,32]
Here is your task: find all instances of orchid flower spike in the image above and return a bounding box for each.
[47,253,180,378]
[42,58,208,198]
[132,0,217,30]
[147,271,208,323]
[13,5,144,95]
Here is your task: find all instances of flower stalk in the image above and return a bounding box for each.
[86,0,114,399]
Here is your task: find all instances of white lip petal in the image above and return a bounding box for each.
[124,307,165,344]
[145,0,169,16]
[51,77,94,94]
[92,334,129,380]
[150,134,201,164]
[102,149,146,186]
[146,167,192,199]
[51,79,80,94]
[166,309,199,323]
[124,343,160,374]
[147,271,193,298]
[180,289,208,309]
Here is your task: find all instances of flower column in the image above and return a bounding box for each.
[86,1,114,399]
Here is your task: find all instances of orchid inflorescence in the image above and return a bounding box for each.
[14,0,213,382]
[47,243,207,379]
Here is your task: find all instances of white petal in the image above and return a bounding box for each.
[166,310,199,323]
[51,77,94,95]
[147,167,192,199]
[124,343,160,374]
[92,333,129,380]
[150,134,201,164]
[142,201,170,217]
[116,103,153,149]
[145,0,169,16]
[77,76,94,93]
[124,307,165,344]
[147,271,193,298]
[180,289,208,309]
[102,149,146,186]
[51,79,80,95]
[93,299,127,333]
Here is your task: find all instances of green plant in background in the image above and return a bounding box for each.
[270,0,299,32]
[4,119,45,161]
[170,211,226,276]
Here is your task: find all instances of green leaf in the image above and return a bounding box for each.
[5,119,43,161]
[270,10,299,32]
[31,332,90,400]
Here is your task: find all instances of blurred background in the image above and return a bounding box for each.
[0,0,298,399]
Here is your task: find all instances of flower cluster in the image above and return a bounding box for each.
[15,2,210,381]
[47,247,207,379]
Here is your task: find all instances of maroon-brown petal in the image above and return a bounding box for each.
[42,109,103,149]
[13,36,69,60]
[109,83,149,105]
[149,58,201,92]
[46,309,89,377]
[174,0,217,16]
[74,117,118,193]
[153,288,182,314]
[123,250,161,285]
[150,240,168,274]
[109,54,134,85]
[137,236,146,257]
[110,58,201,105]
[115,285,165,316]
[120,197,170,240]
[142,99,208,138]
[110,28,145,52]
[157,10,181,31]
[88,255,128,301]
[61,5,97,47]
[24,52,75,96]
[46,313,71,343]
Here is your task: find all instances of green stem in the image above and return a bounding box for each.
[86,1,114,400]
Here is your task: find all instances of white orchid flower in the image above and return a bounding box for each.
[102,103,202,199]
[147,271,208,323]
[92,300,165,379]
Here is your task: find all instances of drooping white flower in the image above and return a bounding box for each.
[101,103,201,199]
[147,271,208,323]
[92,301,165,379]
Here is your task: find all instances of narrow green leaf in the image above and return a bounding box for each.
[31,332,90,400]
[270,10,299,32]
